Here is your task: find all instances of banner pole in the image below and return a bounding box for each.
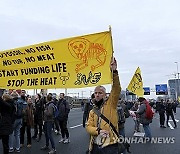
[109,25,115,84]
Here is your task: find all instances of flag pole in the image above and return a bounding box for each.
[109,25,115,85]
[109,25,114,55]
[108,26,117,127]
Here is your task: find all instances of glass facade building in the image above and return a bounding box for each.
[168,79,180,100]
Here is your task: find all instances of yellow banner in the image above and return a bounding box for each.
[0,31,113,89]
[127,67,144,97]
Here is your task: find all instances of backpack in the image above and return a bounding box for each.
[57,99,70,119]
[117,106,125,124]
[51,103,60,118]
[145,101,154,120]
[14,98,24,119]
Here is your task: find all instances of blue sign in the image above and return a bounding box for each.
[155,84,168,95]
[143,87,150,95]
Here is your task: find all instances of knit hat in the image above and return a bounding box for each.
[138,97,146,102]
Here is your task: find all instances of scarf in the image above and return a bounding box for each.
[27,104,34,126]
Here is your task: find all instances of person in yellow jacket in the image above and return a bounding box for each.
[86,57,121,154]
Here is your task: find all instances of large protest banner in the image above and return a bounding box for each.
[0,31,113,89]
[127,67,144,97]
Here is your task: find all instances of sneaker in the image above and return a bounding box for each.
[162,125,166,128]
[9,148,14,153]
[174,126,177,128]
[59,138,65,143]
[63,138,70,144]
[41,145,49,150]
[48,149,56,154]
[27,144,32,148]
[15,149,20,153]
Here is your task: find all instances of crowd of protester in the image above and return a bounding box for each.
[0,88,179,154]
[0,58,179,154]
[0,90,70,154]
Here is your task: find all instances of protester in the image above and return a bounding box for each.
[86,57,121,154]
[32,93,44,142]
[130,101,140,133]
[0,93,15,154]
[9,91,22,153]
[158,99,166,128]
[52,95,60,135]
[117,100,127,138]
[166,99,177,128]
[41,93,56,154]
[57,93,70,144]
[136,97,152,139]
[10,90,27,151]
[83,93,94,128]
[20,97,34,148]
[117,100,129,154]
[172,100,178,115]
[81,100,84,111]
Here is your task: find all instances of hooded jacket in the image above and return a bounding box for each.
[0,97,15,136]
[136,101,152,125]
[86,72,121,151]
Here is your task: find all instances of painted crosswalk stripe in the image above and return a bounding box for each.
[168,122,174,130]
[70,124,83,129]
[169,119,179,122]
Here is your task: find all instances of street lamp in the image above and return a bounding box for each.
[81,91,86,99]
[174,62,179,101]
[175,62,179,79]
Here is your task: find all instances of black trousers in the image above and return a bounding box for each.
[34,122,43,139]
[59,120,69,138]
[159,112,165,126]
[20,122,31,145]
[166,113,177,127]
[91,143,119,154]
[54,118,60,132]
[0,135,9,154]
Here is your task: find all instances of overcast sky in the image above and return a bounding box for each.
[0,0,180,98]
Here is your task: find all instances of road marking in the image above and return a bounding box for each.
[168,122,174,130]
[133,132,145,137]
[169,119,179,122]
[70,124,83,129]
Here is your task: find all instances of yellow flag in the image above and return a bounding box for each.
[127,67,144,97]
[178,96,180,102]
[0,31,113,89]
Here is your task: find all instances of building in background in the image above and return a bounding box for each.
[168,79,180,101]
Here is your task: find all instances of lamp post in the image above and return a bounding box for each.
[81,91,86,99]
[175,62,179,101]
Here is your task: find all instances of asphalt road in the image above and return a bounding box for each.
[0,108,180,154]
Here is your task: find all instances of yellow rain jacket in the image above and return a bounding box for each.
[86,71,121,151]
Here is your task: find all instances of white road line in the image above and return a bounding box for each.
[70,124,83,129]
[168,122,174,130]
[133,132,145,137]
[169,119,179,122]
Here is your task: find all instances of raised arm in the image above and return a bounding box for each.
[108,57,121,109]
